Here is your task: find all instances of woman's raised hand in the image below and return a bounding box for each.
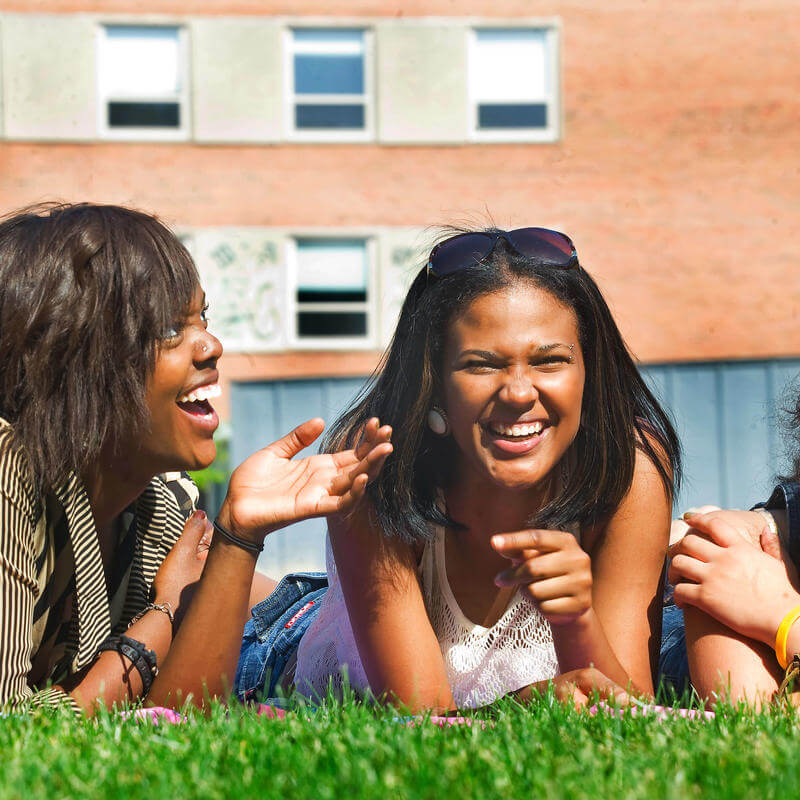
[217,417,392,545]
[491,530,592,625]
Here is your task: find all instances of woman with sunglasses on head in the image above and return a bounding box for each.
[0,203,390,715]
[239,226,681,711]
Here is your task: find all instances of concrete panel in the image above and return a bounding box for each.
[2,14,95,140]
[192,228,287,352]
[376,22,467,143]
[191,18,282,143]
[376,226,428,347]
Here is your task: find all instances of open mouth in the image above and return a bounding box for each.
[486,420,546,440]
[176,383,222,420]
[483,419,549,454]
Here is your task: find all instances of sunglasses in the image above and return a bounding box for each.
[426,227,579,278]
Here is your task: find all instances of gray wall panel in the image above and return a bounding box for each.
[233,360,800,574]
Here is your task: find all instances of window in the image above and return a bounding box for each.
[469,28,559,141]
[290,238,373,347]
[287,29,372,140]
[98,25,188,138]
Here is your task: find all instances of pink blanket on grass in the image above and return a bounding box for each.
[124,702,714,726]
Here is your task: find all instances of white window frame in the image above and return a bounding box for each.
[284,27,375,143]
[96,24,190,141]
[467,25,561,143]
[286,236,377,350]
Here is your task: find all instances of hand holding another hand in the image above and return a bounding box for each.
[492,530,592,625]
[669,510,800,645]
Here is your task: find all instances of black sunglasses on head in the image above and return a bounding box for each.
[426,227,580,278]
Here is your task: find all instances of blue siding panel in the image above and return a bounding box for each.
[231,360,800,574]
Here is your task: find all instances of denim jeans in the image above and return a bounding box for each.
[234,571,328,702]
[658,602,690,696]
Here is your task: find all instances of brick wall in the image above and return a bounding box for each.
[1,1,797,370]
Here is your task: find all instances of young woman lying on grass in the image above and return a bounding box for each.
[665,392,800,707]
[236,227,681,712]
[0,203,390,715]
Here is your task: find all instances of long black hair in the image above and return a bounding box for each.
[0,203,199,488]
[326,229,681,544]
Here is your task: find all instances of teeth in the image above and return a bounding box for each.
[178,383,221,405]
[490,421,544,438]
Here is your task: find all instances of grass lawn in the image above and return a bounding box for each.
[2,695,800,799]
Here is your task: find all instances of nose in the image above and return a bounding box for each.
[498,368,537,407]
[194,329,223,363]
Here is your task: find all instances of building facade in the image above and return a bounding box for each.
[1,1,798,570]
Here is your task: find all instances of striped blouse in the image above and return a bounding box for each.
[0,419,197,713]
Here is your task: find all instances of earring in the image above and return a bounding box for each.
[427,406,450,436]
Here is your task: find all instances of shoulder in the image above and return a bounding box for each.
[157,472,199,517]
[0,418,39,527]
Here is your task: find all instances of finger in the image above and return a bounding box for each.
[492,530,574,557]
[679,513,743,548]
[668,532,720,562]
[318,473,369,516]
[682,505,722,518]
[354,417,379,459]
[537,596,589,620]
[494,552,576,586]
[572,669,629,704]
[181,510,210,545]
[329,443,393,495]
[518,574,587,603]
[668,553,709,584]
[671,581,702,609]
[267,418,326,459]
[760,529,782,560]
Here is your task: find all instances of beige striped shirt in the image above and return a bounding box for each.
[0,419,197,712]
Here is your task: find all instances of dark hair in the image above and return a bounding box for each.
[0,202,199,488]
[780,378,800,483]
[325,228,681,544]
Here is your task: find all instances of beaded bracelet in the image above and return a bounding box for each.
[98,634,158,696]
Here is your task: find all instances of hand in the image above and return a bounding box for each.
[152,510,214,615]
[492,530,592,625]
[218,417,392,544]
[669,511,800,645]
[531,667,631,708]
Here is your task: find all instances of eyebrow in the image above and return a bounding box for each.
[458,343,572,359]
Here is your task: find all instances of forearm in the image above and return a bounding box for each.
[65,611,173,714]
[550,610,641,692]
[147,536,256,708]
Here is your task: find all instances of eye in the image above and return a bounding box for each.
[463,359,499,373]
[201,304,210,326]
[534,355,572,370]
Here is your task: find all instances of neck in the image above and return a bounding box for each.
[82,445,153,531]
[443,470,553,570]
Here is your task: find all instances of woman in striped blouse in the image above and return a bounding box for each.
[0,203,391,714]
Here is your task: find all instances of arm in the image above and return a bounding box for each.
[493,447,671,694]
[147,417,392,708]
[329,507,455,712]
[669,512,800,703]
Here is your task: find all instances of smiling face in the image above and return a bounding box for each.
[128,285,223,475]
[441,282,585,493]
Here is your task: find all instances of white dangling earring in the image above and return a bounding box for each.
[427,406,450,436]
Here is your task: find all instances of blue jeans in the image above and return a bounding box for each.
[658,602,690,696]
[234,571,328,702]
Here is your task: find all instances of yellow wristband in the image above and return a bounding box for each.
[775,605,800,669]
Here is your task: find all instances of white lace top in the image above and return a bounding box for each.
[294,526,563,708]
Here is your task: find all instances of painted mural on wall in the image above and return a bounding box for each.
[189,229,286,352]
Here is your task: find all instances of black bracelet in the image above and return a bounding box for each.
[213,518,264,555]
[98,634,158,696]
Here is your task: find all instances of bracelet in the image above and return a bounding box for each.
[98,634,159,696]
[777,653,800,700]
[755,509,780,538]
[213,518,264,555]
[775,604,800,669]
[128,602,175,629]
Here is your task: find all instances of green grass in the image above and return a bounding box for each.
[2,696,800,799]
